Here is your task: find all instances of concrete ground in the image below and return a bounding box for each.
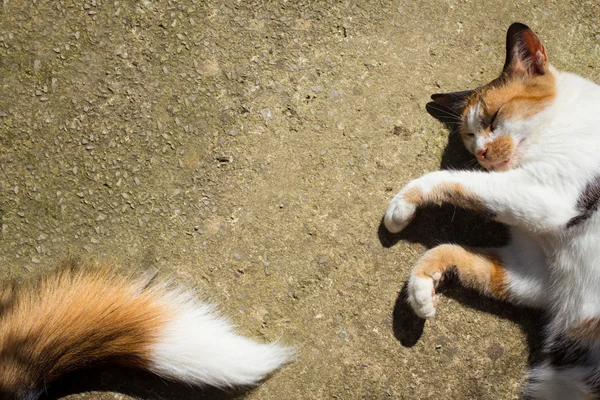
[1,1,599,399]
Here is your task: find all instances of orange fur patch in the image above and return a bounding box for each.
[0,266,170,394]
[429,183,487,212]
[403,186,424,204]
[403,183,489,214]
[403,183,485,211]
[460,72,556,137]
[486,136,515,163]
[414,244,509,299]
[489,257,509,298]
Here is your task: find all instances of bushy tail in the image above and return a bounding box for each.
[0,268,293,399]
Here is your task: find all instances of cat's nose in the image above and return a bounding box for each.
[476,148,488,160]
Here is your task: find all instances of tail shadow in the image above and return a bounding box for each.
[383,101,545,366]
[41,366,251,400]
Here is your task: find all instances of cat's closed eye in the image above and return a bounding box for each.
[489,110,500,131]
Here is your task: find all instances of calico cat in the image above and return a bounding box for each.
[384,23,600,399]
[0,265,293,399]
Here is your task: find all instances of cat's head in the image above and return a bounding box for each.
[432,23,557,171]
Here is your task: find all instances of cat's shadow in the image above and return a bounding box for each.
[381,101,545,366]
[40,367,250,400]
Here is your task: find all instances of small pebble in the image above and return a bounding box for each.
[260,108,272,121]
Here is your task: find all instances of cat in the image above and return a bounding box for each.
[0,263,293,400]
[384,22,600,399]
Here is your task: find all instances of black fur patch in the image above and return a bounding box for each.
[0,388,42,400]
[567,175,600,228]
[546,335,590,367]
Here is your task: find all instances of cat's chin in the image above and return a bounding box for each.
[478,157,517,171]
[490,159,513,171]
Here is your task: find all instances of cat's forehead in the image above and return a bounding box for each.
[463,73,557,122]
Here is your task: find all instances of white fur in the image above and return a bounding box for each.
[385,54,600,398]
[498,228,550,308]
[467,104,480,138]
[149,290,294,388]
[407,275,437,318]
[384,190,417,233]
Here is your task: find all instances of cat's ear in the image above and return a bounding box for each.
[503,22,548,76]
[430,90,474,113]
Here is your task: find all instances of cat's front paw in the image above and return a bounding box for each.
[407,274,440,319]
[383,193,417,233]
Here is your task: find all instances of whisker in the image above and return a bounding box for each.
[428,103,463,118]
[460,158,480,170]
[427,104,464,122]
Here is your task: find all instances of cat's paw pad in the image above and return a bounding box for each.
[407,276,438,319]
[383,195,417,233]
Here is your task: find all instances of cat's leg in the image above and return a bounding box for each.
[409,229,549,318]
[384,169,575,233]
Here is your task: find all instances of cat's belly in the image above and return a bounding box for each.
[547,232,600,331]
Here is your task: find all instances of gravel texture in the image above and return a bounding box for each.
[0,1,598,399]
